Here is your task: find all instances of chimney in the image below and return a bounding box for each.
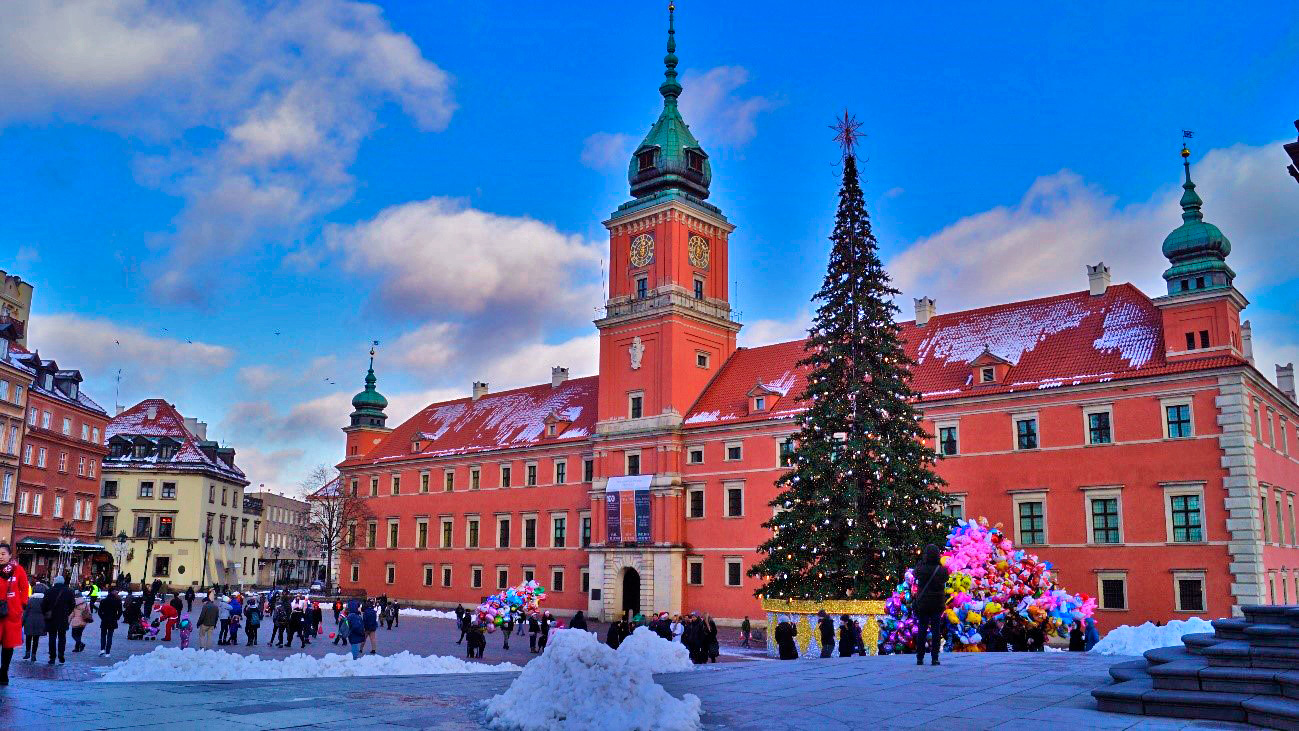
[115,404,124,416]
[146,405,157,420]
[1278,363,1297,403]
[551,366,569,388]
[1087,262,1111,296]
[914,297,936,327]
[1242,320,1255,365]
[472,381,489,401]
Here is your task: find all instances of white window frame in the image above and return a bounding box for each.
[522,513,538,549]
[1011,411,1040,451]
[522,566,535,584]
[551,566,565,593]
[580,567,590,595]
[934,419,959,457]
[687,446,704,465]
[943,493,966,521]
[471,565,483,589]
[466,515,480,548]
[440,517,454,549]
[687,556,704,586]
[624,449,641,476]
[422,564,434,587]
[723,480,744,518]
[1161,396,1195,439]
[496,515,511,548]
[550,512,567,548]
[385,563,396,585]
[1082,403,1115,446]
[1162,482,1206,544]
[554,459,567,484]
[443,469,455,492]
[525,461,538,486]
[686,484,705,519]
[1173,571,1207,613]
[628,390,645,420]
[724,441,743,461]
[1082,486,1124,545]
[725,557,743,587]
[496,565,509,590]
[1012,490,1048,546]
[441,564,453,588]
[695,351,710,369]
[52,495,63,519]
[980,366,995,383]
[471,466,481,490]
[1096,570,1129,611]
[350,563,360,583]
[387,519,400,548]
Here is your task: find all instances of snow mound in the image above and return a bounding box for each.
[401,608,459,620]
[484,629,701,731]
[616,626,694,674]
[97,646,519,682]
[1090,617,1218,656]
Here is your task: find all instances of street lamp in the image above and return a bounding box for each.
[57,522,76,581]
[200,532,214,590]
[141,532,156,589]
[113,531,128,583]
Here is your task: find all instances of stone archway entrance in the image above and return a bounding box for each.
[621,567,641,618]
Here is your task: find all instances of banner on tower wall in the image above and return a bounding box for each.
[606,475,652,545]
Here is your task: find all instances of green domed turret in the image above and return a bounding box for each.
[1162,146,1234,294]
[627,2,711,201]
[349,347,388,428]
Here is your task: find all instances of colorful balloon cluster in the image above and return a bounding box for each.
[474,579,547,632]
[878,517,1096,654]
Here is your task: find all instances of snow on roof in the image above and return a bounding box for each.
[682,284,1243,427]
[106,399,247,483]
[355,376,599,465]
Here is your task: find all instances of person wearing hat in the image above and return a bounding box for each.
[41,574,75,664]
[196,595,219,649]
[816,609,835,658]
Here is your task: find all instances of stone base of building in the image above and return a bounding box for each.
[587,546,685,622]
[762,598,886,658]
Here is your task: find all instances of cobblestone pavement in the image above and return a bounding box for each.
[0,646,1257,730]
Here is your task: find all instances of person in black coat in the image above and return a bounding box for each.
[536,613,551,653]
[570,610,587,631]
[816,610,835,658]
[1068,621,1085,651]
[456,606,468,644]
[1027,621,1047,652]
[184,587,195,612]
[838,615,857,657]
[682,616,707,664]
[41,576,75,664]
[97,590,123,657]
[774,620,798,660]
[911,543,950,666]
[980,618,1008,652]
[603,616,621,650]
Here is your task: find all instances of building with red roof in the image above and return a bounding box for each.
[336,14,1299,630]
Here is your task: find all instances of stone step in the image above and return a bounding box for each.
[1095,681,1254,723]
[1200,665,1286,695]
[1279,671,1299,700]
[1092,678,1152,716]
[1109,659,1151,683]
[1243,696,1299,731]
[1204,640,1299,670]
[1144,645,1194,666]
[1148,659,1210,691]
[1248,624,1299,648]
[1243,605,1299,628]
[1214,617,1252,640]
[1182,632,1221,655]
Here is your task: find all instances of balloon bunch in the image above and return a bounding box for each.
[473,579,547,632]
[878,517,1096,654]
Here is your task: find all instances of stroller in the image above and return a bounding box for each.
[140,616,162,640]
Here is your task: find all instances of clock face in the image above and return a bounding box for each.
[687,234,710,269]
[630,233,655,268]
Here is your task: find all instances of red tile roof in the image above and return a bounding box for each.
[106,398,247,482]
[353,376,599,465]
[682,284,1247,427]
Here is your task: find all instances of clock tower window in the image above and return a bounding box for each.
[628,392,644,419]
[693,277,704,300]
[635,276,649,299]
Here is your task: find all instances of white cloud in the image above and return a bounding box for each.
[740,311,812,348]
[389,323,460,372]
[0,0,456,305]
[679,66,777,148]
[327,197,603,330]
[477,334,599,390]
[26,313,233,404]
[581,132,633,171]
[236,446,308,494]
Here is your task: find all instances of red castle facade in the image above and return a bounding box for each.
[336,18,1299,630]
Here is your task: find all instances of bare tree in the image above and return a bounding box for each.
[302,465,372,594]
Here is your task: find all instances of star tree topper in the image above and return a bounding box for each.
[831,110,864,158]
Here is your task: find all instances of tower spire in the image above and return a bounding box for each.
[660,2,681,102]
[1161,142,1234,294]
[1179,142,1204,223]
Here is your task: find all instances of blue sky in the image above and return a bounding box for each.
[1,1,1296,494]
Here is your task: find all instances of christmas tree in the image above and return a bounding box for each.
[751,113,951,600]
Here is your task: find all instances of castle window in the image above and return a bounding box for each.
[1199,330,1210,349]
[686,150,704,172]
[628,392,644,419]
[696,351,710,368]
[980,366,995,383]
[938,426,958,456]
[637,150,656,171]
[1014,417,1038,450]
[693,278,704,300]
[1195,276,1205,289]
[636,276,648,299]
[1185,332,1196,350]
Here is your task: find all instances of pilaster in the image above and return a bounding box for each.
[1217,372,1265,613]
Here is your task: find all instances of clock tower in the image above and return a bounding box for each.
[594,3,741,429]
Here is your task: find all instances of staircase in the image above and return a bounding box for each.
[1093,606,1299,729]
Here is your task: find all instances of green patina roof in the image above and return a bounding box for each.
[351,357,388,415]
[1161,153,1234,292]
[627,4,711,201]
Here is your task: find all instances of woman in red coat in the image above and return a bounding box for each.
[0,542,30,686]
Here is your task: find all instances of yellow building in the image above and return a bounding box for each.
[0,270,34,544]
[98,399,255,590]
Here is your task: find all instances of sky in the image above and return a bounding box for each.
[1,1,1296,496]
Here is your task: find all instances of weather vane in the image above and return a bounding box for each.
[1182,129,1194,159]
[831,110,864,157]
[370,339,379,357]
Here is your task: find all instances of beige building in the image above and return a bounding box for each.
[247,489,317,587]
[0,270,34,544]
[98,399,255,589]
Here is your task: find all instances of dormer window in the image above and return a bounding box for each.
[42,374,52,390]
[753,396,766,412]
[546,424,556,437]
[686,150,704,172]
[969,348,1010,386]
[637,150,656,171]
[980,367,995,383]
[747,382,780,415]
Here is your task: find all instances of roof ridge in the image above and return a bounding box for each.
[905,284,1143,325]
[413,374,600,413]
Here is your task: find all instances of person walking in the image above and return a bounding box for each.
[1084,617,1101,652]
[41,575,75,664]
[184,586,195,613]
[244,599,262,646]
[97,589,123,657]
[270,599,288,647]
[390,601,400,629]
[363,600,379,654]
[310,601,323,641]
[838,615,858,657]
[527,613,541,652]
[704,613,719,663]
[671,615,684,643]
[500,613,512,650]
[196,596,219,649]
[288,596,306,648]
[912,543,950,666]
[333,607,349,646]
[816,609,835,658]
[775,620,798,660]
[345,600,366,659]
[456,605,468,645]
[21,582,46,662]
[536,612,551,653]
[740,616,752,648]
[1,544,32,684]
[570,610,587,632]
[159,596,179,642]
[216,595,232,645]
[69,594,93,652]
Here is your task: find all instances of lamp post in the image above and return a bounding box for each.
[200,532,214,591]
[57,521,77,580]
[141,532,155,589]
[113,531,128,583]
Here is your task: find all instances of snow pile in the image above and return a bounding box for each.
[401,608,459,620]
[484,629,701,731]
[1090,617,1218,656]
[616,626,694,674]
[98,646,519,682]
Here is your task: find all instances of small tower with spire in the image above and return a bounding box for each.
[1154,145,1249,362]
[343,344,391,460]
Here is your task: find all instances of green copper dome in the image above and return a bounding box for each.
[349,351,388,428]
[627,3,711,201]
[1162,151,1234,295]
